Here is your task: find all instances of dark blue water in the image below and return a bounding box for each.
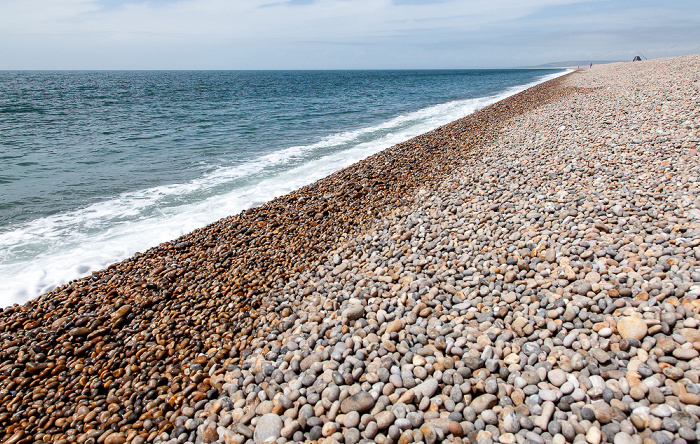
[0,69,565,305]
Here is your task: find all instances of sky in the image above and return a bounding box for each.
[1,0,698,69]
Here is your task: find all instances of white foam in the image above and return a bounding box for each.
[0,70,569,307]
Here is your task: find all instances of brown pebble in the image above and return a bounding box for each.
[105,433,127,444]
[673,349,699,360]
[630,413,646,430]
[448,421,464,437]
[680,392,700,405]
[3,431,24,444]
[202,426,218,443]
[398,430,413,444]
[69,327,91,337]
[386,319,403,334]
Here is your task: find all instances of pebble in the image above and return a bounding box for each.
[503,412,520,434]
[651,405,674,418]
[448,421,464,437]
[343,305,365,323]
[340,391,375,414]
[679,426,697,441]
[586,427,602,444]
[617,317,648,341]
[376,410,396,429]
[589,348,611,365]
[413,378,439,398]
[470,394,498,414]
[253,414,283,444]
[548,369,568,387]
[613,432,636,444]
[105,434,126,444]
[673,349,699,360]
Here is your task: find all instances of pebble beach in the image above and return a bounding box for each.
[1,54,700,444]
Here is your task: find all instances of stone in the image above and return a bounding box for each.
[253,414,283,444]
[504,353,520,365]
[343,305,365,322]
[673,349,699,360]
[576,282,593,295]
[344,411,361,428]
[503,412,520,434]
[589,348,611,364]
[309,426,322,441]
[376,410,396,429]
[333,263,348,275]
[680,328,700,343]
[300,352,322,372]
[448,421,464,436]
[236,424,253,438]
[386,320,403,334]
[593,402,614,424]
[341,391,375,414]
[111,304,132,321]
[105,434,126,444]
[450,385,463,403]
[322,422,338,437]
[661,417,680,433]
[69,327,91,337]
[548,369,567,387]
[345,428,361,444]
[469,394,497,414]
[617,317,648,341]
[203,426,218,444]
[586,426,602,444]
[613,432,635,444]
[650,405,673,418]
[679,426,697,441]
[670,411,695,429]
[413,378,439,398]
[581,407,596,422]
[421,425,437,444]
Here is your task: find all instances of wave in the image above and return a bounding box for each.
[0,70,569,307]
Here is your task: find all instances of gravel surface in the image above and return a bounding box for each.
[1,54,699,444]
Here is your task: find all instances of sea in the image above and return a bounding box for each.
[0,69,566,307]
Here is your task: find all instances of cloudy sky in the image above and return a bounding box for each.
[1,0,698,69]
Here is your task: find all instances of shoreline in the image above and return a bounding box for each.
[2,55,699,444]
[0,70,575,442]
[0,69,567,306]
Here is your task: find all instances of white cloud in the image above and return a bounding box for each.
[1,0,580,38]
[0,0,697,68]
[0,0,95,31]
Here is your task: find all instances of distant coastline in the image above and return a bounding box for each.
[517,60,622,69]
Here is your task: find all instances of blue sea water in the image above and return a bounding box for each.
[0,69,565,306]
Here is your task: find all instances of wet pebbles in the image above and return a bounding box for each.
[1,54,699,444]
